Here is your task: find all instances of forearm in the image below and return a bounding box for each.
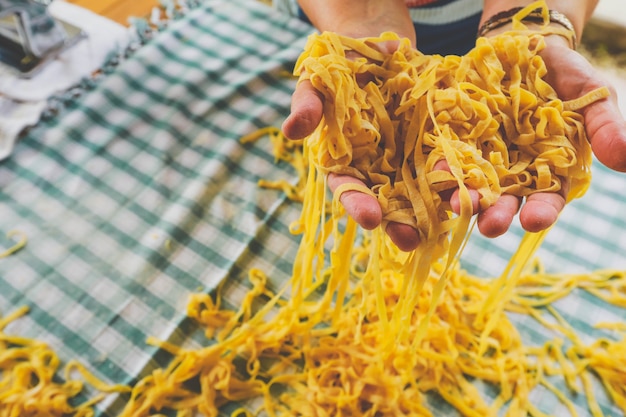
[481,0,600,40]
[297,0,416,44]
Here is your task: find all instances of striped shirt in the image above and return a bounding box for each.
[407,0,483,55]
[405,0,441,6]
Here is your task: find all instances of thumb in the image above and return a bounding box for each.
[584,84,626,172]
[282,79,324,140]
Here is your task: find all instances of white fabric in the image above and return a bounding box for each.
[0,0,132,160]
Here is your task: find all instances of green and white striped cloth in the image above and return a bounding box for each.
[0,0,624,415]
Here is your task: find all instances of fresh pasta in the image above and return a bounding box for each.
[115,4,623,417]
[2,2,624,417]
[291,2,609,345]
[0,306,130,417]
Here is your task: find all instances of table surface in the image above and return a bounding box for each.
[67,0,158,25]
[1,1,625,416]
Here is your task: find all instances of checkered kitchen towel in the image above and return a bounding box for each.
[0,0,625,415]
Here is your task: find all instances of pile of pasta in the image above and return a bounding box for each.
[2,3,625,417]
[0,306,129,417]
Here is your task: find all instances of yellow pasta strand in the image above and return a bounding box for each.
[0,230,27,259]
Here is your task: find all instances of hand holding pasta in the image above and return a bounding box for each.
[282,15,626,252]
[537,35,626,172]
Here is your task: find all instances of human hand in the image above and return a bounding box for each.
[282,39,431,252]
[437,33,626,247]
[475,34,626,243]
[539,35,626,173]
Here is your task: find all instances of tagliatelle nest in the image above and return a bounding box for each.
[296,28,606,241]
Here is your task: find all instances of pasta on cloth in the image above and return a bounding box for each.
[1,1,624,417]
[0,306,130,416]
[113,5,622,417]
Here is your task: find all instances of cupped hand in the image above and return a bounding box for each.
[282,38,431,251]
[540,36,626,172]
[451,35,626,242]
[473,33,626,243]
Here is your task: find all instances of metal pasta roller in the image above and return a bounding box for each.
[0,0,85,77]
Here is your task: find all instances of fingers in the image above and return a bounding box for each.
[477,194,521,238]
[519,192,565,233]
[385,223,420,252]
[438,157,565,236]
[540,38,626,172]
[281,79,324,140]
[327,173,382,230]
[465,191,563,238]
[519,174,568,234]
[327,173,421,251]
[287,78,420,252]
[434,160,480,215]
[449,188,481,216]
[584,86,626,172]
[328,170,563,253]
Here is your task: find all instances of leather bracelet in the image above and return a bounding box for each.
[477,7,577,48]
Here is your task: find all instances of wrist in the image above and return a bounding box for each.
[478,3,578,49]
[298,0,416,46]
[481,0,599,44]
